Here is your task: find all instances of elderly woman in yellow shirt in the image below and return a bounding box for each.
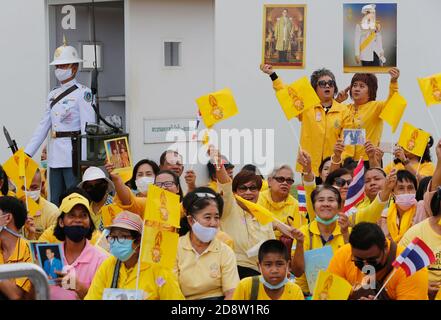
[384,137,435,182]
[258,165,306,239]
[290,185,350,296]
[175,187,239,300]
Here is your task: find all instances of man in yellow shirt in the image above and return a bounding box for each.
[233,239,304,300]
[328,222,428,300]
[0,196,34,299]
[261,64,348,176]
[85,211,184,300]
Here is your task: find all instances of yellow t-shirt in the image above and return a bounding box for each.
[219,182,275,271]
[292,220,349,294]
[258,189,306,239]
[175,233,239,300]
[328,241,428,300]
[232,276,304,300]
[0,237,32,293]
[399,219,441,284]
[384,161,435,178]
[85,255,184,300]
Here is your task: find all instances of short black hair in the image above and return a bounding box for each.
[324,168,351,186]
[416,176,432,202]
[0,165,9,196]
[396,170,417,191]
[315,157,331,185]
[364,167,386,178]
[207,158,234,181]
[0,196,27,230]
[430,187,441,217]
[258,239,290,263]
[349,222,386,251]
[127,159,160,190]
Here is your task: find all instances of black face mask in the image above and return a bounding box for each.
[64,225,89,243]
[86,184,108,202]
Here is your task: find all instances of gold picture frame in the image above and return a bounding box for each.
[104,136,133,173]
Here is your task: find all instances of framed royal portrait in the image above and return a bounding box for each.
[262,4,307,69]
[343,3,397,73]
[104,136,133,172]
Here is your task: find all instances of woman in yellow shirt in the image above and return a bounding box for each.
[290,185,350,296]
[384,137,435,182]
[176,187,239,300]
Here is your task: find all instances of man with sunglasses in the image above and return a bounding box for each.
[260,64,349,177]
[327,222,428,300]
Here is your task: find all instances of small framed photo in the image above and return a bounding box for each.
[36,243,64,285]
[102,288,147,300]
[343,129,366,145]
[104,137,133,172]
[29,241,47,264]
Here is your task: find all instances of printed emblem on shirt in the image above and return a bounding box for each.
[84,91,92,102]
[209,263,220,278]
[334,119,341,129]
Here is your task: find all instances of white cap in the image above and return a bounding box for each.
[361,4,376,14]
[77,166,115,194]
[50,36,83,65]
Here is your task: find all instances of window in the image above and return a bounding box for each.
[164,41,181,67]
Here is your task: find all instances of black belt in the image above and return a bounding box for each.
[51,130,81,138]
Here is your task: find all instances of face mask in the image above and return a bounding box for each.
[315,214,339,225]
[64,225,88,243]
[86,184,108,203]
[54,68,73,82]
[395,194,417,211]
[192,220,218,243]
[0,215,22,238]
[135,176,154,194]
[259,275,289,290]
[40,160,48,169]
[110,239,136,262]
[25,190,41,202]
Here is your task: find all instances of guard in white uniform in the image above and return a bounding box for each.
[25,39,95,206]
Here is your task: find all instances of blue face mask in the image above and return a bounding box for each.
[259,275,289,290]
[315,214,339,225]
[109,239,136,262]
[40,160,48,169]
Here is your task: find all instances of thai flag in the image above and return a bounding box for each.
[392,237,435,276]
[192,110,203,141]
[297,185,307,213]
[343,159,365,215]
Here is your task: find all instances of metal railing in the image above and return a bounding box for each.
[0,263,49,300]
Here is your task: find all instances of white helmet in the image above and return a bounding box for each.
[50,36,83,66]
[77,166,115,194]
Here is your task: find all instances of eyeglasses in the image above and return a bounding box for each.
[237,185,259,192]
[334,177,352,187]
[155,181,176,188]
[317,80,335,88]
[106,235,133,244]
[273,176,295,185]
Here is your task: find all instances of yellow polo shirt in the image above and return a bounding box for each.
[258,189,306,239]
[38,225,102,245]
[328,241,428,300]
[399,219,441,284]
[272,77,348,176]
[219,182,275,271]
[384,161,435,178]
[232,276,304,300]
[292,220,349,294]
[342,81,399,161]
[85,255,184,300]
[0,237,32,293]
[175,233,239,300]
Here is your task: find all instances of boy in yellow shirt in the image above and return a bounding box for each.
[232,239,304,300]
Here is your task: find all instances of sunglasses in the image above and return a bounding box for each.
[317,80,335,88]
[273,176,295,185]
[334,177,352,187]
[237,185,259,192]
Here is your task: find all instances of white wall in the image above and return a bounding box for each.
[215,0,441,178]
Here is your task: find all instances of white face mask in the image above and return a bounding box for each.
[192,219,218,243]
[54,68,72,82]
[25,190,41,202]
[135,176,155,194]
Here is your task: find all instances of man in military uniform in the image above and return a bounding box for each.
[25,39,95,206]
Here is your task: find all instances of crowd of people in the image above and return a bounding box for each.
[1,42,440,300]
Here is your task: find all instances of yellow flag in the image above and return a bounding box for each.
[145,185,181,228]
[196,88,239,128]
[25,197,40,218]
[234,195,275,225]
[312,270,352,300]
[140,225,179,269]
[398,122,431,157]
[116,168,133,184]
[417,73,441,107]
[3,148,39,191]
[275,77,321,120]
[101,204,124,228]
[202,130,210,145]
[379,93,407,133]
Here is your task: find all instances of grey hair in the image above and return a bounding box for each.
[268,164,294,179]
[310,68,338,96]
